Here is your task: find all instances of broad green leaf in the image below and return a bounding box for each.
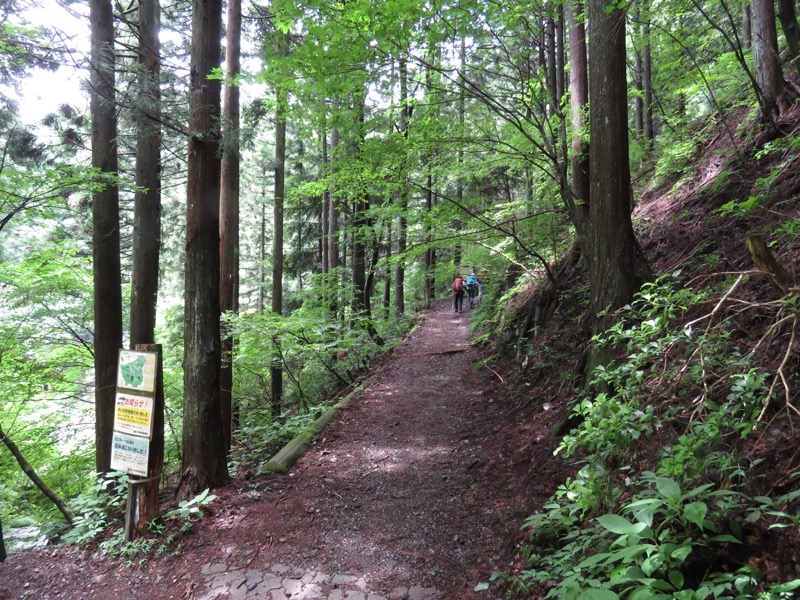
[683,501,707,528]
[655,477,681,500]
[581,589,620,600]
[597,514,648,535]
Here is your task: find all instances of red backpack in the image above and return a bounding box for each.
[453,277,465,293]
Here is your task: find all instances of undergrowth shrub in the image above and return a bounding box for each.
[506,273,800,599]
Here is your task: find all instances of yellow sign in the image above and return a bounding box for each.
[113,392,154,438]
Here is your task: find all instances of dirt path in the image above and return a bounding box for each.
[1,300,545,600]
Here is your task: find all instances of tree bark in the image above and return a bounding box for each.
[90,0,123,475]
[130,0,161,349]
[567,0,590,249]
[742,1,752,48]
[776,0,800,65]
[0,513,5,562]
[0,424,74,523]
[271,42,287,417]
[180,0,229,497]
[329,126,340,316]
[394,58,409,316]
[752,0,789,126]
[587,0,649,334]
[219,0,241,452]
[321,124,329,273]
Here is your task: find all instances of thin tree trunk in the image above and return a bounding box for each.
[219,0,241,452]
[130,0,161,348]
[643,13,654,143]
[351,97,368,317]
[743,1,752,48]
[394,58,409,316]
[180,0,229,497]
[258,165,267,313]
[329,126,340,316]
[567,0,590,248]
[321,125,329,274]
[776,0,800,65]
[271,41,287,417]
[0,425,74,523]
[90,0,123,474]
[0,513,5,562]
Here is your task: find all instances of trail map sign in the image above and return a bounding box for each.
[111,432,150,477]
[116,350,158,393]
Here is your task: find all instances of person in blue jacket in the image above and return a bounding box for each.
[466,273,480,309]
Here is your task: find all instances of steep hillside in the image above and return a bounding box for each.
[493,105,800,597]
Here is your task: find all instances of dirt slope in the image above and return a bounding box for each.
[0,300,558,600]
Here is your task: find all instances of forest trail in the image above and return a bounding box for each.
[0,300,545,600]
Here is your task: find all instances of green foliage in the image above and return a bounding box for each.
[508,275,800,598]
[60,472,129,545]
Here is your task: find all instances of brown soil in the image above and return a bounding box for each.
[0,300,561,600]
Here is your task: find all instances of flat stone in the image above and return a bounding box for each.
[332,574,358,586]
[408,586,439,600]
[271,563,292,574]
[389,587,409,599]
[201,562,229,575]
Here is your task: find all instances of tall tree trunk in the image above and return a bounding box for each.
[394,58,409,315]
[556,5,566,101]
[454,38,466,271]
[587,0,648,335]
[219,0,241,452]
[329,126,340,316]
[90,0,123,474]
[1,425,74,523]
[752,0,789,127]
[321,125,329,274]
[546,15,557,113]
[180,0,229,497]
[567,0,590,249]
[271,53,287,417]
[130,0,161,349]
[776,0,800,65]
[643,15,654,143]
[743,1,752,48]
[258,164,267,313]
[0,513,5,562]
[383,220,391,317]
[351,96,368,317]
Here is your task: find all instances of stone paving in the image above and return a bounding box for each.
[197,561,439,600]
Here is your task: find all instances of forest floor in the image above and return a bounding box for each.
[0,299,564,600]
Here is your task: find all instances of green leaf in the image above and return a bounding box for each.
[683,501,708,528]
[473,582,490,591]
[668,569,685,590]
[597,514,648,535]
[655,477,681,500]
[582,589,620,600]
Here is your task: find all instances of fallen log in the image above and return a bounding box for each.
[260,385,363,474]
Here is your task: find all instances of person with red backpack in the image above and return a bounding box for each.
[453,274,466,313]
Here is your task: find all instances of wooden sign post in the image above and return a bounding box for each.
[111,345,164,541]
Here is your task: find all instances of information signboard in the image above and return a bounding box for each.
[113,392,154,438]
[110,432,150,477]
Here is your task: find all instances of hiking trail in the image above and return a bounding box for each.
[0,300,553,600]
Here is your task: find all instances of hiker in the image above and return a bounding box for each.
[466,273,480,309]
[453,274,466,313]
